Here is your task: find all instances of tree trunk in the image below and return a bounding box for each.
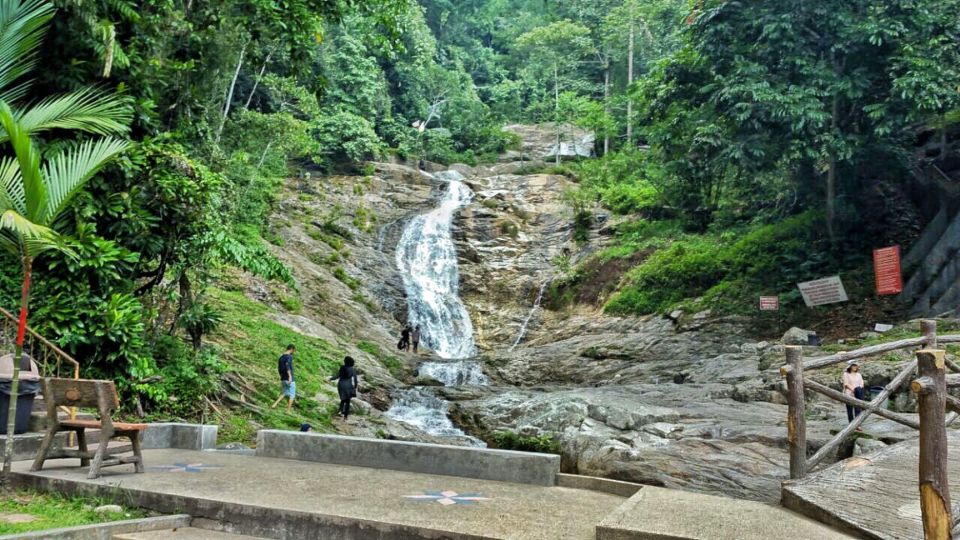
[825,94,839,244]
[626,22,635,147]
[940,117,948,164]
[215,44,247,146]
[603,64,610,156]
[256,140,274,171]
[2,256,32,481]
[244,51,272,110]
[554,63,560,166]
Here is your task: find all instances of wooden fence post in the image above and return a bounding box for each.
[923,319,939,349]
[784,346,807,479]
[912,349,952,540]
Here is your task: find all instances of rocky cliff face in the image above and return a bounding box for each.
[261,125,917,503]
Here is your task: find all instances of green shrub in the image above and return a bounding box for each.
[312,110,384,168]
[491,431,561,454]
[605,212,823,315]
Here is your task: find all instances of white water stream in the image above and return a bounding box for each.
[386,171,487,444]
[509,279,551,350]
[394,171,476,359]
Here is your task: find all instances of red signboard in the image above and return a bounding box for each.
[759,296,780,311]
[873,246,903,296]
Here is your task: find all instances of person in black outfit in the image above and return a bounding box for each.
[398,326,411,351]
[330,356,359,419]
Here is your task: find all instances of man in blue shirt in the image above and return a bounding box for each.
[271,344,296,412]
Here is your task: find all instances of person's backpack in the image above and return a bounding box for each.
[397,338,405,350]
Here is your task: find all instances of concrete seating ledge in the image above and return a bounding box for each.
[256,430,561,486]
[142,423,218,451]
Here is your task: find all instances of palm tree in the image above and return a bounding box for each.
[0,0,131,480]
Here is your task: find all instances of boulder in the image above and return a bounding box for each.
[782,327,814,345]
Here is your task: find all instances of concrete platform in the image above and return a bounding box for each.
[114,527,269,539]
[597,486,855,540]
[11,448,624,540]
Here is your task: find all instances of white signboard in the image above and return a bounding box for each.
[797,276,849,307]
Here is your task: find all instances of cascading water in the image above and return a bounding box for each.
[509,279,551,350]
[418,360,488,386]
[394,171,476,359]
[386,170,487,444]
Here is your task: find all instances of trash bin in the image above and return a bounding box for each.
[869,386,889,409]
[0,353,40,435]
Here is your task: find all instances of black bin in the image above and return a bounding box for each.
[0,353,40,435]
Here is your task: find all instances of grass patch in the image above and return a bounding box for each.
[207,289,345,443]
[0,490,148,535]
[356,340,404,378]
[333,266,361,290]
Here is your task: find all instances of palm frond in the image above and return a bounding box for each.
[0,228,18,255]
[22,230,73,259]
[0,100,44,220]
[0,155,24,214]
[0,0,55,99]
[39,136,130,224]
[0,207,51,240]
[10,87,132,140]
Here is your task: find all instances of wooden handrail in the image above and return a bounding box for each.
[781,336,928,374]
[912,349,953,538]
[782,320,944,482]
[0,306,80,375]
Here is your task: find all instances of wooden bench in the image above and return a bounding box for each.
[31,378,147,479]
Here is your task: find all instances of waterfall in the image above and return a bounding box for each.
[385,387,484,446]
[394,171,476,359]
[418,360,488,386]
[386,170,486,445]
[509,279,551,350]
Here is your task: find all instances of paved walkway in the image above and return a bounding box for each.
[13,449,623,540]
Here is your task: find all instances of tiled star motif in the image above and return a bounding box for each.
[147,462,222,473]
[405,490,491,506]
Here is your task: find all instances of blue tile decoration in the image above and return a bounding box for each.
[405,490,492,506]
[147,462,222,473]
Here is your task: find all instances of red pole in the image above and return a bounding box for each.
[15,269,28,346]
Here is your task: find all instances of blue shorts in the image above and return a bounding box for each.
[282,380,296,398]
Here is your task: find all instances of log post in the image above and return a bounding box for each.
[912,349,952,540]
[923,319,938,349]
[784,346,807,479]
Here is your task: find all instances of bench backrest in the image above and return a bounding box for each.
[41,378,119,415]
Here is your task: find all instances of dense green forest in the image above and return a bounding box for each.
[1,0,958,420]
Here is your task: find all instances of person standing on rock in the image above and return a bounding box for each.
[330,356,359,420]
[412,325,422,353]
[271,344,296,412]
[843,360,865,426]
[399,325,412,352]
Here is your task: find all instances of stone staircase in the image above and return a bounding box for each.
[901,159,960,317]
[901,202,960,316]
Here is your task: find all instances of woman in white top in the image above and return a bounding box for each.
[842,360,865,424]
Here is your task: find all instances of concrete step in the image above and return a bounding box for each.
[113,527,271,539]
[596,486,854,540]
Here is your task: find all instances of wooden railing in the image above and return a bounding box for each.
[781,320,960,537]
[0,307,80,380]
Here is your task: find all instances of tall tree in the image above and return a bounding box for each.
[516,20,593,164]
